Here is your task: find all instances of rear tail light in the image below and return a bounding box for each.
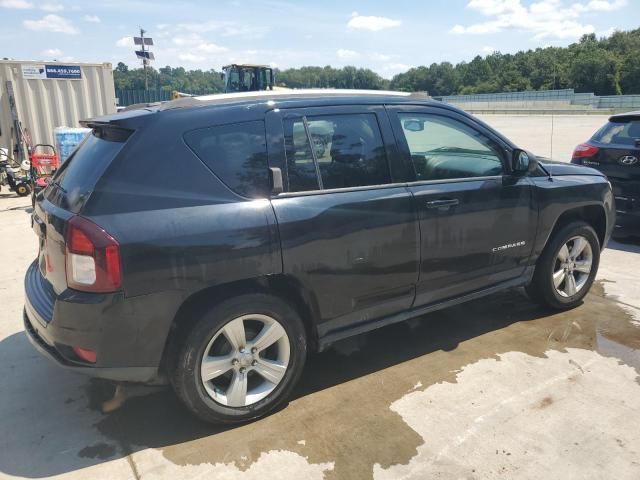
[65,216,122,292]
[572,143,599,163]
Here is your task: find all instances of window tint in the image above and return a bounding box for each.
[184,121,269,198]
[283,119,321,192]
[398,113,504,181]
[592,120,640,146]
[309,114,390,189]
[51,130,127,212]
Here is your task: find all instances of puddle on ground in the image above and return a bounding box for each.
[91,283,640,479]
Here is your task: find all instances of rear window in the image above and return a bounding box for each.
[592,119,640,146]
[184,121,269,198]
[48,129,128,212]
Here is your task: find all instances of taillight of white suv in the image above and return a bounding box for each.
[65,216,122,292]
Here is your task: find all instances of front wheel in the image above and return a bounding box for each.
[15,183,31,197]
[526,221,600,310]
[168,294,307,424]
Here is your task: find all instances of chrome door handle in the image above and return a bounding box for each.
[425,198,459,209]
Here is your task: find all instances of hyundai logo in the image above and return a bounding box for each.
[619,155,638,166]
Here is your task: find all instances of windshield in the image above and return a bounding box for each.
[46,129,128,212]
[592,119,640,146]
[225,67,272,92]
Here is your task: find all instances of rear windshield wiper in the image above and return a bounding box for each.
[49,179,67,194]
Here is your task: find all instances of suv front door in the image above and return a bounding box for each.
[267,105,419,338]
[388,105,536,306]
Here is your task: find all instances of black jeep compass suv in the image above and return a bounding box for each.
[24,90,614,423]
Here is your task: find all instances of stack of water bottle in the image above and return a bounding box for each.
[54,127,91,163]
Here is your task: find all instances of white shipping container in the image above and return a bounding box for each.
[0,60,116,161]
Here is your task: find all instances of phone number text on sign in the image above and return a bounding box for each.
[45,65,82,80]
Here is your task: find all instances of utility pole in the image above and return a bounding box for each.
[134,28,154,91]
[141,27,148,90]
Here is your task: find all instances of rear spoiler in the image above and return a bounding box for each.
[609,111,640,122]
[79,121,133,142]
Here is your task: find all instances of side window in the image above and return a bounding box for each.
[184,120,269,198]
[283,118,321,192]
[398,113,504,181]
[309,114,391,189]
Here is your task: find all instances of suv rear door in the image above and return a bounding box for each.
[387,105,536,306]
[267,105,419,338]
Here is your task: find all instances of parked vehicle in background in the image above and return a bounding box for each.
[572,111,640,238]
[222,64,275,93]
[25,90,614,424]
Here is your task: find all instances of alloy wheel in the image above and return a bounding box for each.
[200,314,290,407]
[552,235,593,298]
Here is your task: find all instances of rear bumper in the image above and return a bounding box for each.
[23,260,170,383]
[24,309,158,382]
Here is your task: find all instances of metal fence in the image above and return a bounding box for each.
[597,95,640,109]
[434,89,640,111]
[433,89,577,103]
[115,89,218,106]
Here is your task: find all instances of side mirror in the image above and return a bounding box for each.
[269,167,283,195]
[512,149,538,175]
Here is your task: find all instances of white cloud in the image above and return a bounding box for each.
[175,20,268,38]
[370,52,391,61]
[482,45,497,53]
[172,33,203,46]
[449,0,620,40]
[598,27,617,37]
[575,0,627,12]
[0,0,32,8]
[83,14,100,23]
[196,42,228,54]
[336,48,360,60]
[381,62,413,78]
[41,47,62,56]
[347,13,401,32]
[116,35,135,47]
[23,14,79,34]
[178,52,206,63]
[40,2,62,11]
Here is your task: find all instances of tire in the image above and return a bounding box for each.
[168,294,307,424]
[526,221,600,310]
[16,183,31,197]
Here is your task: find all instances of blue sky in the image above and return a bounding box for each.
[1,0,637,78]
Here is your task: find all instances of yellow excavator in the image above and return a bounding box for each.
[170,64,281,100]
[221,64,278,92]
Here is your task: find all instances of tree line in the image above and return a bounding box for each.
[113,28,640,97]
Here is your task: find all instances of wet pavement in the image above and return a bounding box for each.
[1,188,639,479]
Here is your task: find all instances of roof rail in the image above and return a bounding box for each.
[409,91,430,99]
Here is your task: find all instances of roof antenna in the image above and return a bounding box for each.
[548,110,554,181]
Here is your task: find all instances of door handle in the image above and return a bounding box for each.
[425,198,459,209]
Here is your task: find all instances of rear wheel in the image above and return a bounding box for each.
[15,183,30,197]
[168,294,307,424]
[526,221,600,310]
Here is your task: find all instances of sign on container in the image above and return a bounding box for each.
[21,64,82,80]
